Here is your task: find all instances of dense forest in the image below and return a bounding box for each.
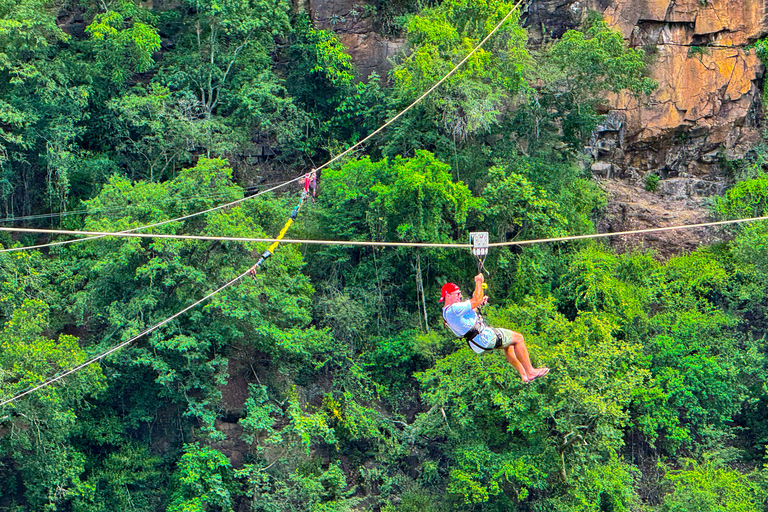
[1,0,768,510]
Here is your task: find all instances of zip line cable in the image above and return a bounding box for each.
[0,183,287,224]
[0,214,766,249]
[0,176,307,254]
[0,269,250,409]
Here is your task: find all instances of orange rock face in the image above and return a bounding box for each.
[630,47,762,143]
[602,0,765,161]
[605,0,765,46]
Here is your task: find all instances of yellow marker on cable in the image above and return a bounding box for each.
[249,194,306,280]
[267,218,294,253]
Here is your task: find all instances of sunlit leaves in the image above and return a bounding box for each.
[0,300,105,509]
[321,151,481,244]
[391,0,529,142]
[660,457,763,512]
[86,11,161,80]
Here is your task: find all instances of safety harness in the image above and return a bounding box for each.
[443,308,503,352]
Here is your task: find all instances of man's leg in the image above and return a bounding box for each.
[502,345,528,381]
[498,329,548,381]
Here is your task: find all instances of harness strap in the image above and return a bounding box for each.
[443,310,503,352]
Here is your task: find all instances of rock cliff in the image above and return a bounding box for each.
[579,0,766,255]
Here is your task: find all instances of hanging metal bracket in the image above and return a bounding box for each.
[469,232,489,258]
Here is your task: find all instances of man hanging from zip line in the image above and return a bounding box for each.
[441,273,549,383]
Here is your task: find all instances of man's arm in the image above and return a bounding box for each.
[469,273,487,309]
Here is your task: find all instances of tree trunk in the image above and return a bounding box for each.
[416,253,429,332]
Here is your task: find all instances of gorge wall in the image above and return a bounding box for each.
[306,0,768,256]
[582,0,766,255]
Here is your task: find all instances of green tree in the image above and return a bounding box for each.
[63,157,315,436]
[168,443,235,512]
[389,0,529,148]
[660,457,762,512]
[149,0,293,165]
[513,14,656,154]
[84,0,161,86]
[414,295,648,508]
[0,300,104,509]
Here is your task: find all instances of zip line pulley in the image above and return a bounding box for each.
[470,232,489,287]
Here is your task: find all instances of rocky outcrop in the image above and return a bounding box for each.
[599,44,763,176]
[603,0,766,168]
[606,0,766,46]
[532,0,767,256]
[597,180,726,258]
[528,0,767,177]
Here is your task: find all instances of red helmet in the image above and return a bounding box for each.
[439,282,460,302]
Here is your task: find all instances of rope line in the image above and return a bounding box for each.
[0,215,765,249]
[0,177,307,254]
[0,184,285,223]
[0,269,250,409]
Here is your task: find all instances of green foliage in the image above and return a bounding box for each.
[646,172,660,191]
[85,5,161,84]
[282,15,389,162]
[687,44,710,58]
[147,0,293,167]
[414,294,649,508]
[168,443,235,512]
[0,300,104,509]
[545,454,640,511]
[310,150,481,331]
[60,157,316,439]
[239,460,360,512]
[364,331,430,392]
[480,165,567,241]
[660,457,762,512]
[715,174,768,219]
[514,14,657,154]
[548,16,656,96]
[70,443,163,512]
[389,0,529,147]
[108,83,203,180]
[557,245,647,323]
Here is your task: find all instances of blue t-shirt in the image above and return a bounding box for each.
[442,300,497,353]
